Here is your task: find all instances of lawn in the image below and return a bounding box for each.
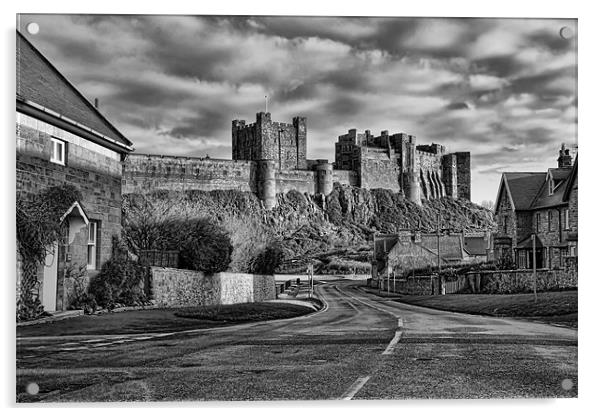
[17,302,315,337]
[395,290,578,328]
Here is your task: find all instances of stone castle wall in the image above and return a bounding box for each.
[122,154,255,194]
[358,147,401,191]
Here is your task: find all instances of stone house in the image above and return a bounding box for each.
[493,145,577,269]
[16,31,133,311]
[374,231,471,276]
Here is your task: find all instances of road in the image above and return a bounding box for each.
[16,280,578,402]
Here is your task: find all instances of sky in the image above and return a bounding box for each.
[18,15,577,204]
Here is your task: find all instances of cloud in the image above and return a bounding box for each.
[18,14,577,205]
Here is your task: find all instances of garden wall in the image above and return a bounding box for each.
[465,267,577,294]
[150,267,276,307]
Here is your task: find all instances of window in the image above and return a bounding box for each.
[50,137,66,165]
[547,210,552,231]
[536,213,541,233]
[564,209,570,230]
[87,221,99,270]
[548,180,553,195]
[503,216,508,234]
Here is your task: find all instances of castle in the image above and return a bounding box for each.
[123,111,471,208]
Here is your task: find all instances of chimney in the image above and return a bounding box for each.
[94,98,99,109]
[557,143,573,168]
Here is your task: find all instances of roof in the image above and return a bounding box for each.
[529,168,571,210]
[464,236,487,256]
[16,31,133,150]
[516,235,544,249]
[501,172,547,211]
[419,234,466,261]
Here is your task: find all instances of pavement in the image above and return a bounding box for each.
[16,279,577,402]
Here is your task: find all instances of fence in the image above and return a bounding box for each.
[139,250,179,268]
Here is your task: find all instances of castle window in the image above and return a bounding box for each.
[50,137,66,165]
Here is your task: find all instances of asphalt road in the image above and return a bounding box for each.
[16,280,578,402]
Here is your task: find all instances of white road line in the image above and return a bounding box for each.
[382,330,403,355]
[341,376,371,400]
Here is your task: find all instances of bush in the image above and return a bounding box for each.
[250,243,285,274]
[88,239,151,309]
[177,219,233,273]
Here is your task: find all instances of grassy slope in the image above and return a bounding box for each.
[395,291,578,327]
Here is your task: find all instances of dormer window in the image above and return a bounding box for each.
[549,179,553,195]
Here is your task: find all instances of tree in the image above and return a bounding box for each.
[481,200,495,211]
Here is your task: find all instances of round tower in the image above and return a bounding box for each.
[407,172,421,206]
[315,160,334,195]
[255,159,277,209]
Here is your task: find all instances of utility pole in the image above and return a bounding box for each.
[532,234,538,303]
[265,95,268,113]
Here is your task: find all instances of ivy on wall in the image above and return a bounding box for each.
[16,185,82,321]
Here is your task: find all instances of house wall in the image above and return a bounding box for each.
[532,206,569,269]
[16,112,124,277]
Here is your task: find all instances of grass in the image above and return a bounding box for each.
[394,290,578,328]
[17,302,314,337]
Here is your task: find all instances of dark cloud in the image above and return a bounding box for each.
[18,14,577,203]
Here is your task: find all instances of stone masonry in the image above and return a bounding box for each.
[124,111,471,208]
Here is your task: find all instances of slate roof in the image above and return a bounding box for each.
[502,172,547,211]
[464,236,487,256]
[529,168,571,210]
[16,31,132,149]
[419,234,466,261]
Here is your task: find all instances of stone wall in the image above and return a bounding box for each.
[368,275,438,295]
[455,152,471,200]
[150,267,276,307]
[359,147,401,191]
[333,169,359,187]
[465,268,577,294]
[16,112,124,283]
[123,154,254,194]
[232,112,307,170]
[275,169,316,195]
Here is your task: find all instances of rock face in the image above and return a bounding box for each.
[123,184,495,273]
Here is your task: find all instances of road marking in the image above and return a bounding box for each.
[382,330,403,355]
[341,376,371,400]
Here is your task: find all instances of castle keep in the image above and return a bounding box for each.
[123,111,471,208]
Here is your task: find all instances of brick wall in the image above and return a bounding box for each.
[150,267,276,307]
[16,114,124,285]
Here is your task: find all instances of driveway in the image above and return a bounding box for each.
[16,279,577,401]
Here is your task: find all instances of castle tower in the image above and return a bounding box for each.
[442,153,458,199]
[403,138,421,205]
[315,160,334,195]
[232,112,307,170]
[455,152,471,200]
[254,159,277,209]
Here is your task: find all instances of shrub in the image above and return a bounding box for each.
[87,238,151,309]
[250,242,285,274]
[177,219,233,273]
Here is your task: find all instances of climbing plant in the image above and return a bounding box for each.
[16,185,82,321]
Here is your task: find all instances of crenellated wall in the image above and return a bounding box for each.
[122,154,254,194]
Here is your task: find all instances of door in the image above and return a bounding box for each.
[42,242,58,311]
